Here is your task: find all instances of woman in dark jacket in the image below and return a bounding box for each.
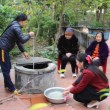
[57,27,79,78]
[85,32,109,66]
[63,53,109,108]
[0,13,34,94]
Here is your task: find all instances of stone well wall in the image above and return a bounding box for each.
[14,57,56,94]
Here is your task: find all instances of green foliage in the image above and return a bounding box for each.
[0,5,19,34]
[89,20,105,28]
[40,17,58,37]
[1,0,110,61]
[38,45,58,62]
[10,47,21,58]
[10,44,30,58]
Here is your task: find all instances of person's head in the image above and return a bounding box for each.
[95,32,105,43]
[65,27,73,39]
[15,13,28,27]
[76,53,92,69]
[76,53,108,82]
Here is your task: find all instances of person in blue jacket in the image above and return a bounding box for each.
[0,13,34,94]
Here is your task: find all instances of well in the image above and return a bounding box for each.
[14,57,56,94]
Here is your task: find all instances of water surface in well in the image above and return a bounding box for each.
[23,63,48,69]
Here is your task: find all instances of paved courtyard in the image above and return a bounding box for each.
[0,38,110,110]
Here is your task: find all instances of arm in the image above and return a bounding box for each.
[70,70,94,94]
[16,41,30,59]
[16,41,25,52]
[63,85,73,96]
[57,36,67,55]
[14,27,30,43]
[63,74,83,96]
[99,43,109,59]
[71,37,79,55]
[98,43,109,64]
[85,41,95,55]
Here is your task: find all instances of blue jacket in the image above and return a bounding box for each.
[0,21,30,52]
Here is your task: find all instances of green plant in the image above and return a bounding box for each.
[10,43,30,58]
[89,20,104,28]
[38,45,58,62]
[0,5,20,34]
[10,48,21,58]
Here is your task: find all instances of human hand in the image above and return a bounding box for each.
[63,90,70,96]
[66,53,72,57]
[88,55,92,59]
[29,31,35,37]
[23,52,30,59]
[93,57,99,61]
[63,85,73,96]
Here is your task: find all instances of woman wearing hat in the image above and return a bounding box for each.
[57,27,79,78]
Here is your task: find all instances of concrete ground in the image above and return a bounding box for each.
[0,38,110,110]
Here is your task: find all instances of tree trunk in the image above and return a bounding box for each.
[102,3,107,24]
[96,3,107,23]
[55,0,68,44]
[96,7,102,22]
[52,2,56,20]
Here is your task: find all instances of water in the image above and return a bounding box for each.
[48,91,64,99]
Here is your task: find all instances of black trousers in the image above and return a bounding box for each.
[0,49,15,91]
[60,54,76,73]
[73,75,108,104]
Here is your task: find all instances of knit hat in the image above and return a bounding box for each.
[65,27,73,35]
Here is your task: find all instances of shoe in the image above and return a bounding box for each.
[58,69,66,74]
[5,87,20,95]
[60,73,65,78]
[87,100,99,108]
[13,89,20,95]
[72,73,77,77]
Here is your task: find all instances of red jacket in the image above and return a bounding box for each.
[70,69,109,94]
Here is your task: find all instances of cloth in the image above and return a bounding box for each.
[60,54,76,73]
[85,41,109,65]
[57,35,79,59]
[0,21,30,52]
[70,69,109,94]
[0,49,15,91]
[91,44,99,59]
[74,85,108,104]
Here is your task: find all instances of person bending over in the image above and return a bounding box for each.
[0,13,34,94]
[63,53,109,108]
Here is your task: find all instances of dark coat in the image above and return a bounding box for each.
[0,21,30,52]
[85,41,109,65]
[57,34,79,58]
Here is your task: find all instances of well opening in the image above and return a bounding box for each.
[23,63,48,69]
